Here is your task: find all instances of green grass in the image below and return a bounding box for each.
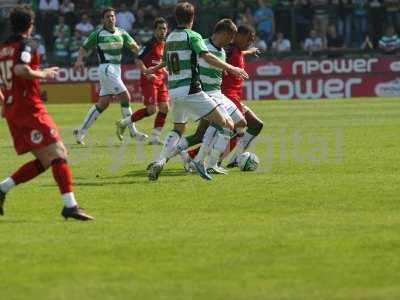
[0,98,399,300]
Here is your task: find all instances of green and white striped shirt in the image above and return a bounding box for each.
[164,28,209,97]
[82,26,135,64]
[199,38,225,92]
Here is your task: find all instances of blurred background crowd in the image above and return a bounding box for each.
[1,0,400,66]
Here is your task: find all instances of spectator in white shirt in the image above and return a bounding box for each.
[254,34,267,51]
[272,32,291,52]
[159,0,178,7]
[39,0,59,12]
[303,29,326,55]
[75,13,94,38]
[60,0,75,14]
[117,3,136,33]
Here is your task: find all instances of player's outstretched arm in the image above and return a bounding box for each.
[74,47,88,71]
[0,89,4,118]
[14,64,59,80]
[243,47,260,57]
[201,52,249,80]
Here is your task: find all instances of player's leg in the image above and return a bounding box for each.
[147,98,187,181]
[150,83,170,145]
[73,94,112,144]
[182,91,233,179]
[0,149,93,220]
[150,101,168,145]
[147,122,186,181]
[115,91,148,141]
[228,106,263,167]
[208,107,247,173]
[0,157,46,215]
[32,142,93,220]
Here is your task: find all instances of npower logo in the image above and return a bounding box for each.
[256,64,282,76]
[375,78,400,97]
[55,67,99,82]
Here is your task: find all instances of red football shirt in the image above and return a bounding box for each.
[221,45,245,101]
[0,35,44,121]
[137,37,165,85]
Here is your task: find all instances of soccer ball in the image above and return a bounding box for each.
[237,152,259,171]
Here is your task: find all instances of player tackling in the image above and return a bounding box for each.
[0,6,93,220]
[222,25,264,168]
[145,2,248,181]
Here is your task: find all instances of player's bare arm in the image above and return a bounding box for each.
[243,47,260,57]
[201,52,249,80]
[136,59,156,81]
[74,47,88,71]
[14,64,59,80]
[0,89,4,118]
[129,41,140,54]
[143,61,166,75]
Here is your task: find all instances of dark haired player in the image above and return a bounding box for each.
[116,17,169,145]
[222,24,264,168]
[0,6,93,220]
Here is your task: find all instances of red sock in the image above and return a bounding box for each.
[131,108,149,122]
[51,158,73,194]
[154,112,167,129]
[188,147,200,159]
[229,136,239,152]
[11,159,45,185]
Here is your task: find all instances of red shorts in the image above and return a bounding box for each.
[223,93,246,114]
[6,112,61,155]
[141,80,169,106]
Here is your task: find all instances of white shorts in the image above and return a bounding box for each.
[172,91,219,124]
[207,90,244,125]
[99,64,127,97]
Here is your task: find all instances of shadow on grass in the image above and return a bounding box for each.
[40,180,142,188]
[122,168,189,178]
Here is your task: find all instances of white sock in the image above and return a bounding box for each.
[62,192,78,208]
[151,127,162,139]
[194,126,218,163]
[159,130,181,162]
[180,150,191,163]
[230,132,257,163]
[121,106,138,135]
[0,177,15,193]
[207,129,231,167]
[79,105,101,133]
[120,116,132,127]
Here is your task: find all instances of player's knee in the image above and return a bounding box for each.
[97,101,109,112]
[253,120,264,136]
[146,105,157,115]
[236,118,247,129]
[235,126,246,137]
[159,104,169,114]
[225,117,234,131]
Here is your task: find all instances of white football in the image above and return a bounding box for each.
[237,152,259,171]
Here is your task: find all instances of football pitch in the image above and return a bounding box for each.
[0,98,399,300]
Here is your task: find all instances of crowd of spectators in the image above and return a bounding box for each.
[1,0,400,66]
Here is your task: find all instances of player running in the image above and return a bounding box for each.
[222,24,264,168]
[145,2,248,181]
[73,7,147,145]
[116,17,169,146]
[0,6,93,220]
